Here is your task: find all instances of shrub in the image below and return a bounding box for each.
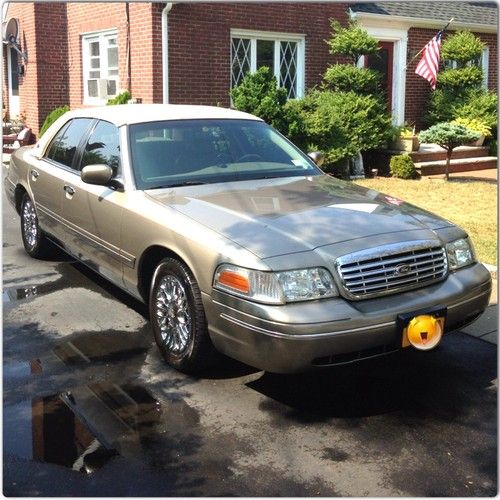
[323,64,381,94]
[107,90,131,105]
[231,67,289,133]
[291,90,393,170]
[419,123,480,180]
[436,66,483,90]
[39,105,70,137]
[441,30,485,67]
[327,20,379,64]
[451,117,491,137]
[390,154,419,179]
[454,90,498,130]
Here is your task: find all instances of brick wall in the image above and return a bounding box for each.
[166,2,349,106]
[406,27,498,130]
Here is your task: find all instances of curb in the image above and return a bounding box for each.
[483,263,497,280]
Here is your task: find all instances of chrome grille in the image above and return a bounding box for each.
[335,240,448,299]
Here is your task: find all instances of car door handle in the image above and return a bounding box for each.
[64,185,75,196]
[31,169,39,180]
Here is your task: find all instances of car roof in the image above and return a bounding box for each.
[63,104,263,126]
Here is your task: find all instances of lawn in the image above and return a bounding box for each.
[354,177,497,266]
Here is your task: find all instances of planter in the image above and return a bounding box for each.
[467,135,485,147]
[392,136,420,152]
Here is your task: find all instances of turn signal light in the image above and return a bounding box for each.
[217,270,250,294]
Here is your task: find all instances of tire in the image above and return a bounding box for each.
[20,193,52,259]
[149,257,216,373]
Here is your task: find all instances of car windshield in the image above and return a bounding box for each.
[129,119,321,189]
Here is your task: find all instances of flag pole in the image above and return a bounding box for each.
[406,18,454,68]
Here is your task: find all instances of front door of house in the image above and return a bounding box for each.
[7,46,20,118]
[365,41,394,113]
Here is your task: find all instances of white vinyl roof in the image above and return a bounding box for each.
[64,104,263,127]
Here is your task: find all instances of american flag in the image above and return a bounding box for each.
[415,31,442,90]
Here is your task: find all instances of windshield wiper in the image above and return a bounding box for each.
[147,181,207,189]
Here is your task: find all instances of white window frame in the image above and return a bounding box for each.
[444,46,489,88]
[230,29,306,99]
[82,29,119,105]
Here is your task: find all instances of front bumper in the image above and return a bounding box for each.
[202,263,492,373]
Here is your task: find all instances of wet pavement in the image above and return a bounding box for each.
[2,190,498,496]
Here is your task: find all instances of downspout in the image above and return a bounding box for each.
[162,3,173,104]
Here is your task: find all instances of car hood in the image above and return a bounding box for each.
[146,175,453,258]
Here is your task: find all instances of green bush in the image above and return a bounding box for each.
[436,66,483,90]
[231,67,290,133]
[39,105,70,137]
[327,20,379,64]
[323,64,381,94]
[390,154,419,179]
[441,30,485,67]
[107,90,131,105]
[451,117,491,137]
[454,90,497,130]
[290,90,393,170]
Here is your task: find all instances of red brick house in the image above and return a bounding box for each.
[2,2,497,138]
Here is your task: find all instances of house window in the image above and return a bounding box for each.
[231,30,305,99]
[82,30,119,104]
[443,46,489,88]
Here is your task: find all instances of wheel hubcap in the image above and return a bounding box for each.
[22,200,38,249]
[155,275,192,354]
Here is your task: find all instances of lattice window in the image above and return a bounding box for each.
[230,31,304,99]
[231,38,251,88]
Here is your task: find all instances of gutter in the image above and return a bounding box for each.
[350,10,497,34]
[162,2,173,104]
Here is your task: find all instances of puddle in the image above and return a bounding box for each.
[3,286,40,302]
[3,382,199,474]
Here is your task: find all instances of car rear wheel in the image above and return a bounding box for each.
[20,193,52,258]
[149,257,216,373]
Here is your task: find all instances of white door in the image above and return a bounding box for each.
[7,47,20,118]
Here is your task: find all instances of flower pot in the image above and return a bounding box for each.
[392,136,420,152]
[468,135,485,147]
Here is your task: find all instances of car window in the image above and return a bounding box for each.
[129,119,320,189]
[46,118,94,169]
[81,120,121,174]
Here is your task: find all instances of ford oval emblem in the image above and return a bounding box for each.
[395,264,411,275]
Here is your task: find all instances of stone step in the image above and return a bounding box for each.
[415,156,498,176]
[410,145,490,163]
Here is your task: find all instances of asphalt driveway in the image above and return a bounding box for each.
[2,187,497,496]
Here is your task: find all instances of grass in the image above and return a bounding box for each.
[354,177,497,266]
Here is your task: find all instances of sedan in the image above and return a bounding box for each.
[4,104,491,373]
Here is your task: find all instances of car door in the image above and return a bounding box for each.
[32,118,94,243]
[59,119,125,285]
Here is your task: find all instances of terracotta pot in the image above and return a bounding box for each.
[392,136,420,152]
[468,135,485,147]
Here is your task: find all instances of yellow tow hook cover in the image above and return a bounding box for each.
[406,315,442,351]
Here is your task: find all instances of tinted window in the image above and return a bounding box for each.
[81,120,120,173]
[46,118,93,169]
[129,119,320,189]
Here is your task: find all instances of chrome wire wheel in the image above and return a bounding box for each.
[22,198,38,250]
[155,274,192,354]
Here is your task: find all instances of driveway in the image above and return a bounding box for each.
[2,186,497,496]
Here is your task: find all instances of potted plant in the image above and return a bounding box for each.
[392,124,420,152]
[451,117,491,146]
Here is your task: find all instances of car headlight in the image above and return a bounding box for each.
[446,238,475,270]
[213,264,338,304]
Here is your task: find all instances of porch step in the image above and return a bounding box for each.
[410,144,490,163]
[415,156,498,176]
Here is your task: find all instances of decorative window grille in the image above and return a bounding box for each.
[231,31,305,99]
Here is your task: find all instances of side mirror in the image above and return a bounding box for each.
[81,164,113,185]
[308,151,324,167]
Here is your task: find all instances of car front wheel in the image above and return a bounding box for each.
[149,257,216,373]
[20,193,52,258]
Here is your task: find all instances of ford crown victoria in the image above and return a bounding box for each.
[4,105,491,373]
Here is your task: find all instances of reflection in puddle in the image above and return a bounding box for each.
[3,286,39,302]
[3,383,161,474]
[3,382,198,474]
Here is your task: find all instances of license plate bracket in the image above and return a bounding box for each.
[397,305,447,348]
